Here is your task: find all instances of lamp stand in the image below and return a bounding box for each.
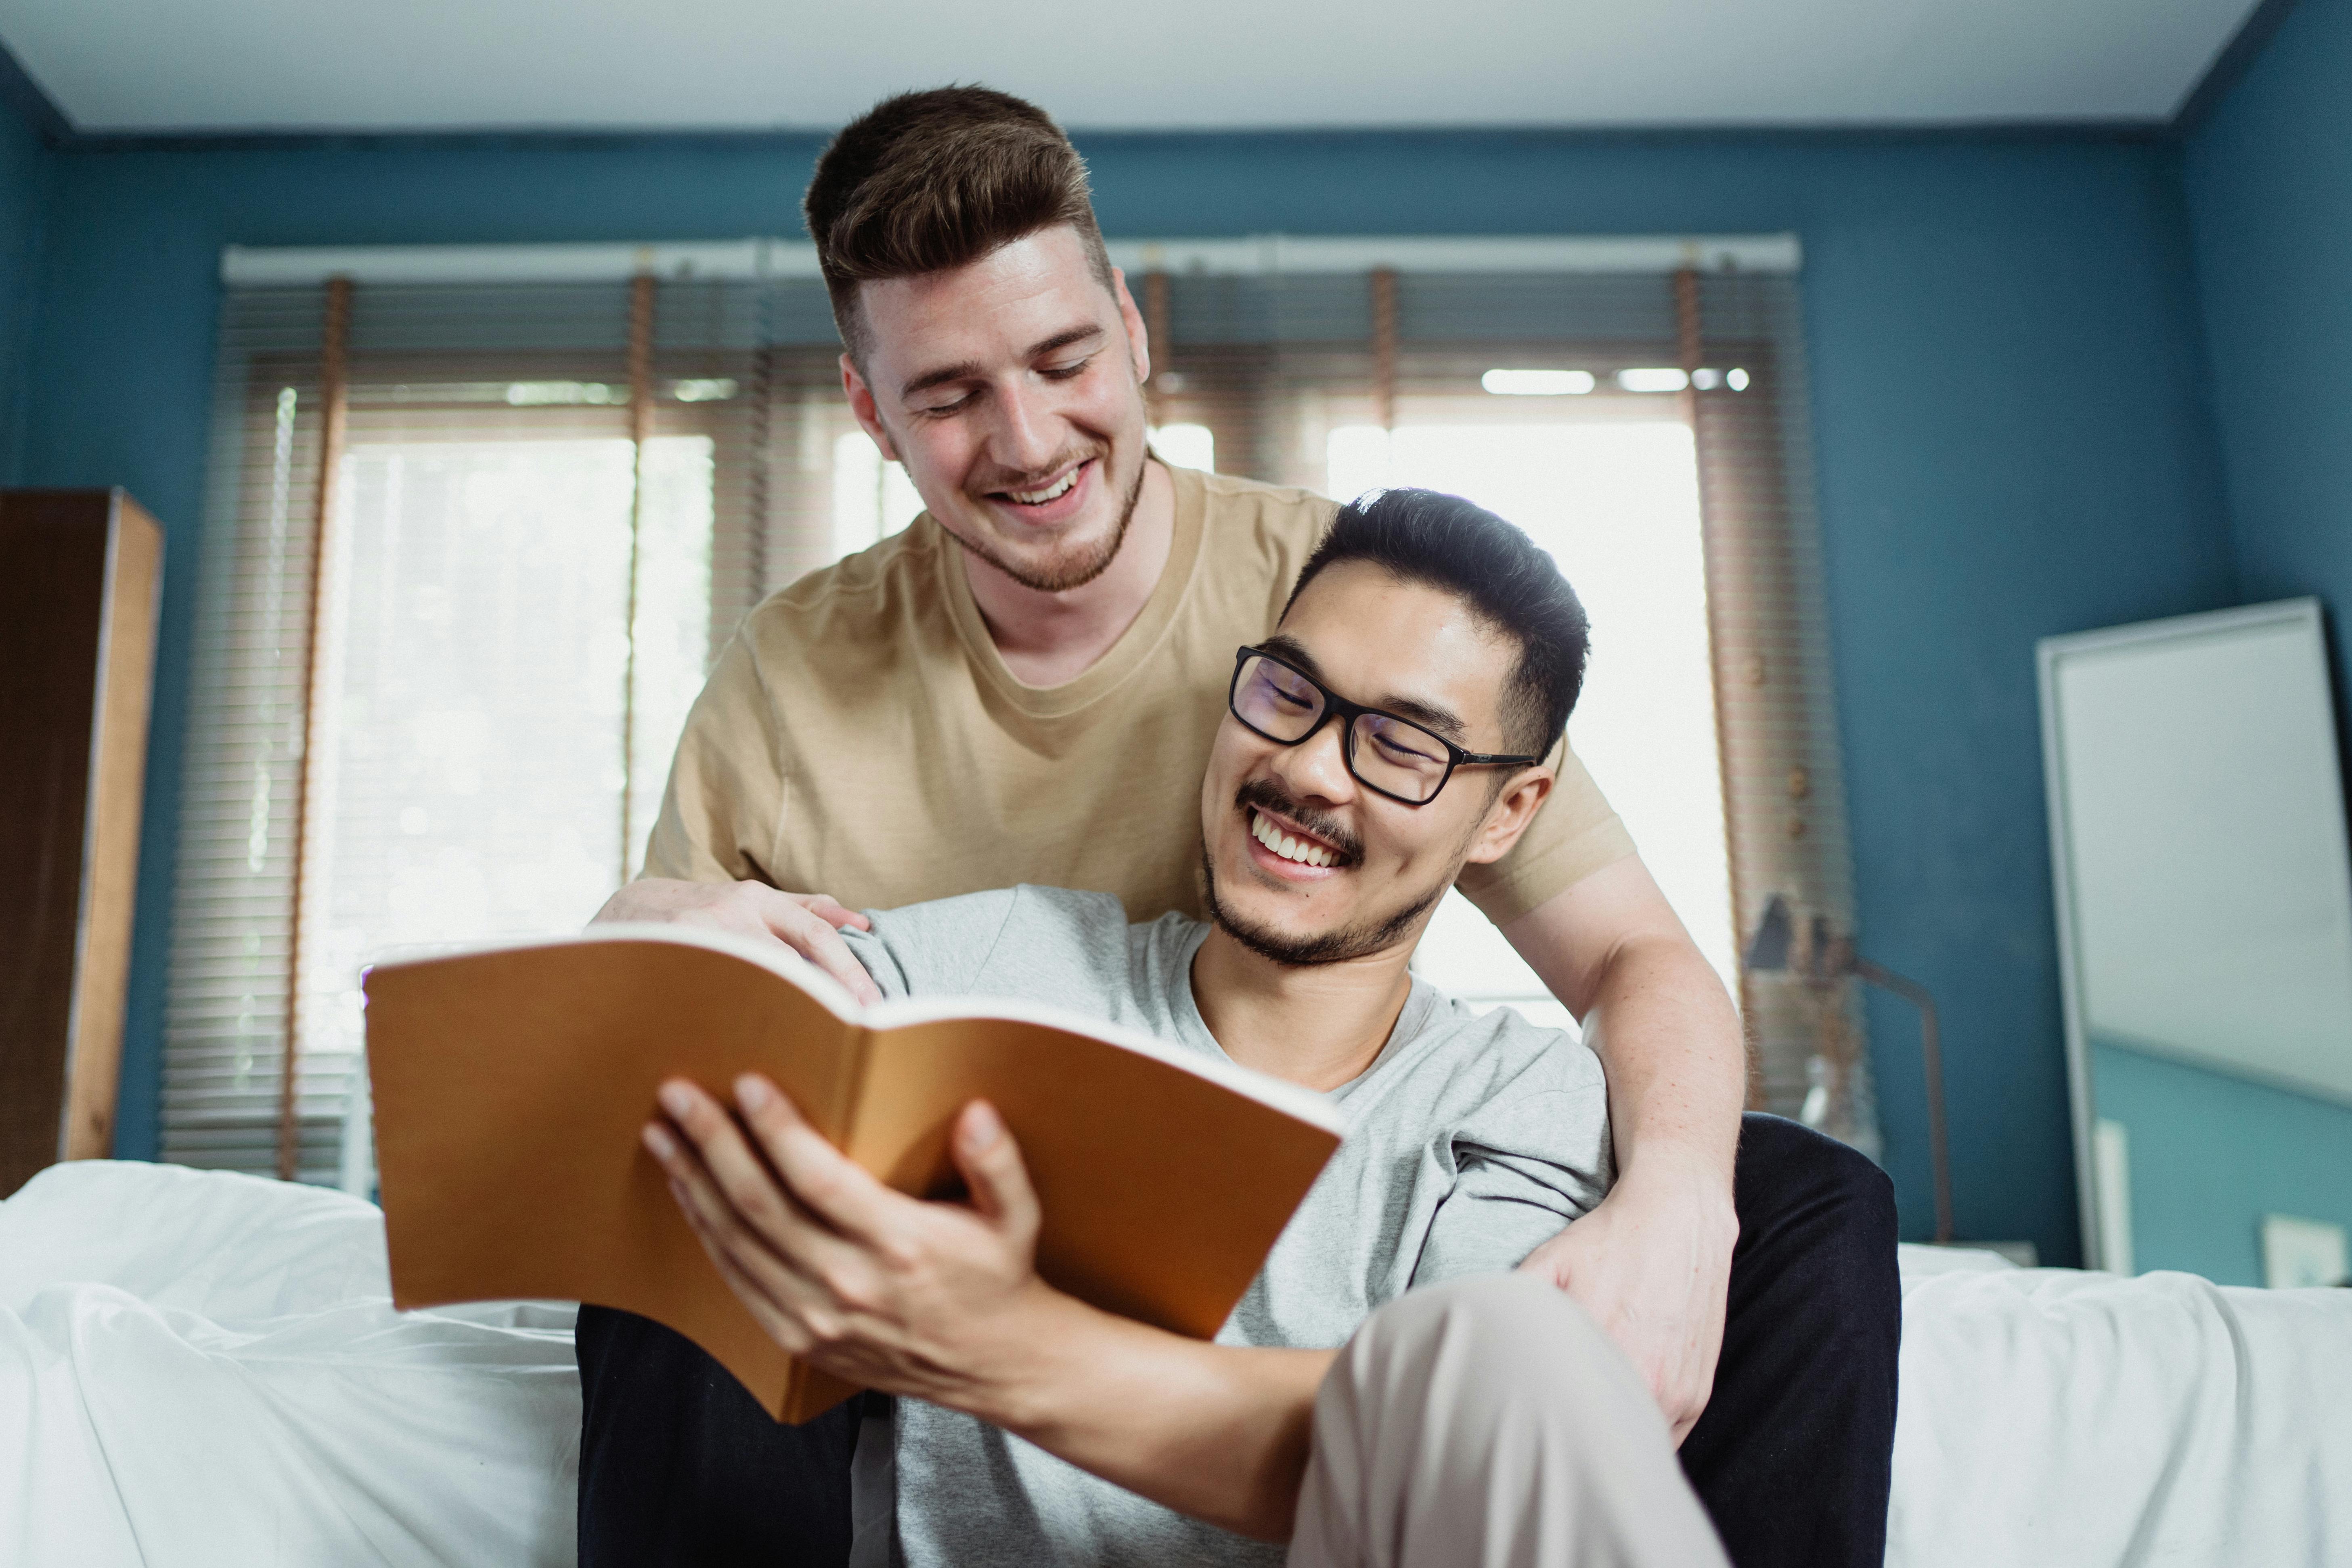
[1851,959,1953,1246]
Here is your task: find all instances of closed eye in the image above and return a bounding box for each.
[1256,669,1318,711]
[1366,721,1446,766]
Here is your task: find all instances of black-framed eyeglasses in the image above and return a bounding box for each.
[1227,646,1546,806]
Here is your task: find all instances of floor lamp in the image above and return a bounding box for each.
[1744,894,1954,1246]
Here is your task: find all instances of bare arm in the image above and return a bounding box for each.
[647,1076,1329,1539]
[1501,853,1745,1441]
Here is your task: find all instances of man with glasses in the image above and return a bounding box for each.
[583,84,1898,1568]
[635,488,1731,1568]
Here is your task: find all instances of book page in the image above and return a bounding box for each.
[368,935,855,1410]
[845,1015,1341,1339]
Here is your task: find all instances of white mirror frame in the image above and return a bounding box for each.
[2037,597,2346,1271]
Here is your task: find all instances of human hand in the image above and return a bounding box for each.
[1517,1147,1737,1444]
[642,1074,1065,1419]
[593,877,881,1005]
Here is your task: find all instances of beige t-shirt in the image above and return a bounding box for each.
[644,464,1634,924]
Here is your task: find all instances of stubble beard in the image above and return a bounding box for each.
[948,444,1149,595]
[1197,835,1451,970]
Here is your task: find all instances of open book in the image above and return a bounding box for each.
[363,923,1345,1423]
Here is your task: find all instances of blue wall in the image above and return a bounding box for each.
[2094,1043,2352,1284]
[2187,0,2352,702]
[0,92,48,483]
[2154,0,2352,1286]
[16,128,2246,1262]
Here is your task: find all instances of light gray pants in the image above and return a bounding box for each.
[1289,1275,1731,1568]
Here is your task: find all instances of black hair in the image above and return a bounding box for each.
[1282,489,1590,755]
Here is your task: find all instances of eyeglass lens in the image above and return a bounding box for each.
[1232,654,1454,803]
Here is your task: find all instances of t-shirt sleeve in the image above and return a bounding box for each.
[641,628,785,885]
[838,888,1024,1002]
[1409,1082,1615,1287]
[1452,736,1637,926]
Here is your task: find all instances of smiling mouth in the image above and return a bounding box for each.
[991,459,1089,507]
[1249,807,1345,869]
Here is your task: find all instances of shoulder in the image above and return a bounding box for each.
[850,886,1024,997]
[1177,468,1339,618]
[1441,996,1604,1085]
[863,885,1134,984]
[730,520,953,682]
[1191,469,1337,554]
[1373,988,1610,1128]
[882,886,1160,1015]
[995,886,1140,963]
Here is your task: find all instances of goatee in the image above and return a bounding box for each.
[951,450,1148,595]
[1198,784,1448,969]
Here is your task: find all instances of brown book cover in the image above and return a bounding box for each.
[364,924,1345,1422]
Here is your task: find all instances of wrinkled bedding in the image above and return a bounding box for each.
[0,1162,577,1567]
[3,1160,2346,1566]
[1888,1245,2350,1566]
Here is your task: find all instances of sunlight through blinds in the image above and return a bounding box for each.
[170,240,1873,1183]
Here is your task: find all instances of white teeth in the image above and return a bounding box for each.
[1007,470,1079,505]
[1252,810,1336,868]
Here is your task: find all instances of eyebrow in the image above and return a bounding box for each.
[1259,633,1472,745]
[897,324,1107,401]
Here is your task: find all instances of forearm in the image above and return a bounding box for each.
[975,1291,1332,1541]
[1495,858,1742,1438]
[1500,860,1743,1187]
[655,1081,1330,1537]
[1577,933,1744,1185]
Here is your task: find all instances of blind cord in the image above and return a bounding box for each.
[280,274,352,1182]
[619,273,656,886]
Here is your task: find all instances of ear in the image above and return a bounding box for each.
[1462,767,1554,867]
[1110,266,1153,388]
[838,352,902,463]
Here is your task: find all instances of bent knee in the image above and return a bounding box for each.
[1738,1112,1897,1248]
[1347,1275,1644,1421]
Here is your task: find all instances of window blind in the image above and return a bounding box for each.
[1139,257,1871,1139]
[169,237,1874,1185]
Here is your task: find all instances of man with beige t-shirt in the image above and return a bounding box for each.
[647,463,1631,926]
[582,86,1898,1568]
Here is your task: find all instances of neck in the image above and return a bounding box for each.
[963,459,1177,688]
[1189,925,1419,1093]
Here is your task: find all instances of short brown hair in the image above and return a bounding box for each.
[803,86,1116,362]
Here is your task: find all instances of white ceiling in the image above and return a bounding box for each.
[1,0,2263,134]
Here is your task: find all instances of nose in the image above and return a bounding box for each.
[985,377,1064,477]
[1269,713,1356,807]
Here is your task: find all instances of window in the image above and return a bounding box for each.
[1328,416,1733,1030]
[173,239,1871,1186]
[170,283,768,1185]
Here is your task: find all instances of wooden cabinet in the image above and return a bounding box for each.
[0,490,162,1195]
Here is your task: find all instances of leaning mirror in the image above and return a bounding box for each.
[2040,598,2352,1285]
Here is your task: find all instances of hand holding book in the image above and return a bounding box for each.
[646,1076,1074,1419]
[365,925,1343,1421]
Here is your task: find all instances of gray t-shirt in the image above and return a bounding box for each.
[838,885,1613,1568]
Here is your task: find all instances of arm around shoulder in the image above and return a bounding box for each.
[1496,854,1744,1442]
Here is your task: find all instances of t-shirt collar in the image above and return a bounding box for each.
[1170,920,1439,1104]
[932,460,1209,721]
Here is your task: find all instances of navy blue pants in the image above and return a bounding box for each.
[575,1113,1900,1567]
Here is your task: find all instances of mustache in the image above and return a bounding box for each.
[968,446,1106,497]
[1235,778,1364,867]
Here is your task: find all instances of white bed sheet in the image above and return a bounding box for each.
[0,1161,578,1568]
[1889,1243,2351,1567]
[5,1161,2348,1567]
